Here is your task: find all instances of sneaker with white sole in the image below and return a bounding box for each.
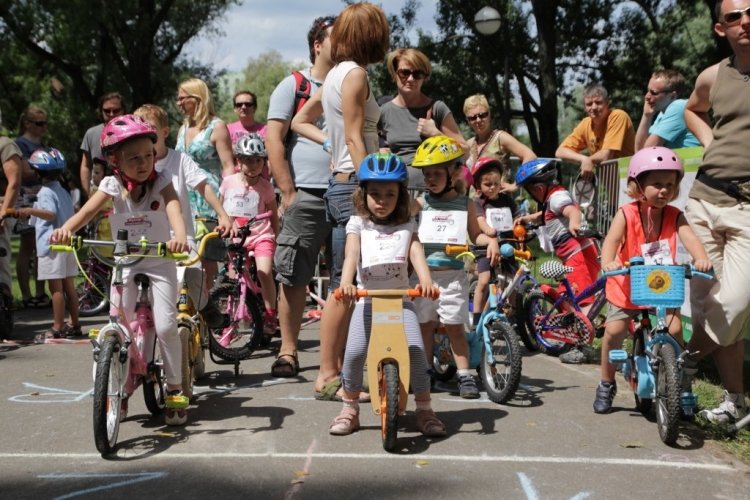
[699,390,747,425]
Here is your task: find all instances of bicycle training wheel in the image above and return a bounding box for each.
[632,327,652,414]
[381,362,400,452]
[207,282,264,361]
[77,271,110,317]
[143,353,167,416]
[480,320,522,404]
[93,335,124,456]
[655,343,681,445]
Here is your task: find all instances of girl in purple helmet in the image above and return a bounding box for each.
[594,146,711,414]
[50,114,190,426]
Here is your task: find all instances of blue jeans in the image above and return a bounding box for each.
[324,174,358,289]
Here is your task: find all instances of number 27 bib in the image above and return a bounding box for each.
[418,210,467,245]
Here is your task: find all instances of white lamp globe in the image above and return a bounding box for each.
[474,6,502,35]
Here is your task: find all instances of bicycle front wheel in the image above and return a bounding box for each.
[656,343,681,445]
[207,282,264,361]
[480,320,522,404]
[93,335,124,456]
[381,363,399,452]
[512,285,539,351]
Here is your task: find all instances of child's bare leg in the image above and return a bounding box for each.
[666,309,683,346]
[445,323,470,370]
[600,319,629,382]
[420,320,438,365]
[62,276,79,325]
[48,279,65,330]
[472,270,490,320]
[255,255,277,312]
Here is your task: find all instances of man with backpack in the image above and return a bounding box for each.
[266,15,335,379]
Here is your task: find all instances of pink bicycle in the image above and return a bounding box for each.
[207,211,272,371]
[51,230,188,456]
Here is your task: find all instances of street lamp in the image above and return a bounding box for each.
[474,6,501,35]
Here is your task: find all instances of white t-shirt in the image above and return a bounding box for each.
[322,61,380,174]
[155,148,207,240]
[346,215,415,289]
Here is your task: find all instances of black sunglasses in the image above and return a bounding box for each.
[467,111,489,122]
[396,68,426,80]
[29,120,48,126]
[234,101,256,109]
[722,6,750,25]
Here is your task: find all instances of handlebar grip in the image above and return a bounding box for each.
[49,244,74,252]
[333,287,439,300]
[689,268,714,280]
[178,231,221,267]
[602,268,630,278]
[445,244,469,256]
[515,249,532,261]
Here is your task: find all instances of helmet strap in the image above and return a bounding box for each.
[114,167,157,194]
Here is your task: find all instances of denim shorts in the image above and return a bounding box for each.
[274,189,331,287]
[324,174,358,289]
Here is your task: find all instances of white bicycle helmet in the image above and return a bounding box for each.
[233,133,267,158]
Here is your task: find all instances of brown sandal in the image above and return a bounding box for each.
[271,351,299,378]
[416,409,447,437]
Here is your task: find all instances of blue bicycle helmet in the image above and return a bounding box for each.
[28,147,66,171]
[358,153,408,184]
[515,158,559,186]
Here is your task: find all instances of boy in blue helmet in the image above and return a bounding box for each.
[15,148,80,341]
[515,158,601,363]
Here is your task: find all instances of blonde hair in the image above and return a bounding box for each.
[386,48,431,82]
[18,105,47,135]
[463,94,490,116]
[330,2,390,65]
[133,104,169,128]
[178,78,215,130]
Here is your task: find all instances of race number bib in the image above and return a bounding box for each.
[223,188,259,218]
[485,207,513,232]
[418,210,467,245]
[361,227,410,269]
[109,211,170,243]
[641,240,673,266]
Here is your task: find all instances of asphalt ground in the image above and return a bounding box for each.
[1,306,748,500]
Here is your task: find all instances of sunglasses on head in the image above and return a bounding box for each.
[467,111,489,122]
[396,68,426,80]
[722,6,750,25]
[234,101,256,109]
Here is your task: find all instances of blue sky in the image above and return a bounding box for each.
[184,0,440,71]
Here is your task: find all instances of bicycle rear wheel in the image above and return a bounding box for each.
[143,355,167,416]
[525,289,574,355]
[655,343,681,445]
[207,282,264,361]
[93,335,124,456]
[77,271,110,317]
[381,363,399,452]
[480,320,522,404]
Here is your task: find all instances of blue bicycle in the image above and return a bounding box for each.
[607,258,713,445]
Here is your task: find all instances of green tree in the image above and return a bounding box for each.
[0,0,238,181]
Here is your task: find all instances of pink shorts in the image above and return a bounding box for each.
[247,238,275,259]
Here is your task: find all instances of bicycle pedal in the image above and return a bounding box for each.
[608,349,628,364]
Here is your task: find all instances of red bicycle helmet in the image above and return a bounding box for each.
[100,114,157,153]
[470,157,503,188]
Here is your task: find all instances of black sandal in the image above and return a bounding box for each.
[271,351,299,378]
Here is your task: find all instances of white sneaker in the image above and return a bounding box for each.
[699,390,747,424]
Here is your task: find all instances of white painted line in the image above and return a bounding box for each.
[38,472,166,500]
[3,452,738,472]
[517,472,539,500]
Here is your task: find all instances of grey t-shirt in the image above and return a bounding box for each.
[267,69,331,190]
[378,99,452,189]
[80,123,104,162]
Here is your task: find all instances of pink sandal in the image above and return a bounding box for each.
[329,406,360,435]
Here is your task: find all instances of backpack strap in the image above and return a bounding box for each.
[292,70,311,114]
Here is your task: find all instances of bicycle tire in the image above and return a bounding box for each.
[512,286,539,351]
[480,320,523,404]
[524,289,572,355]
[77,271,110,317]
[93,335,123,456]
[178,324,195,399]
[381,362,399,452]
[431,332,456,382]
[632,327,652,414]
[143,355,166,416]
[207,282,264,361]
[655,343,681,445]
[193,322,207,380]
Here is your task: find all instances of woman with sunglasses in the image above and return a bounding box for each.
[464,94,536,193]
[14,105,51,309]
[378,48,465,190]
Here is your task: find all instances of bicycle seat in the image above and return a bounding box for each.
[539,261,574,281]
[134,273,150,288]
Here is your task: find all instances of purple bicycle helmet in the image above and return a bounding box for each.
[627,146,683,181]
[100,114,157,153]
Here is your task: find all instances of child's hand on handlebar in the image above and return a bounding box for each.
[486,239,501,267]
[167,238,189,254]
[50,228,73,244]
[601,261,622,273]
[339,284,358,301]
[692,259,712,273]
[415,282,439,299]
[216,214,233,237]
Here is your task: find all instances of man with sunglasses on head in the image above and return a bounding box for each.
[681,0,750,427]
[555,84,635,181]
[265,15,336,378]
[79,91,125,197]
[228,90,266,145]
[634,69,700,151]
